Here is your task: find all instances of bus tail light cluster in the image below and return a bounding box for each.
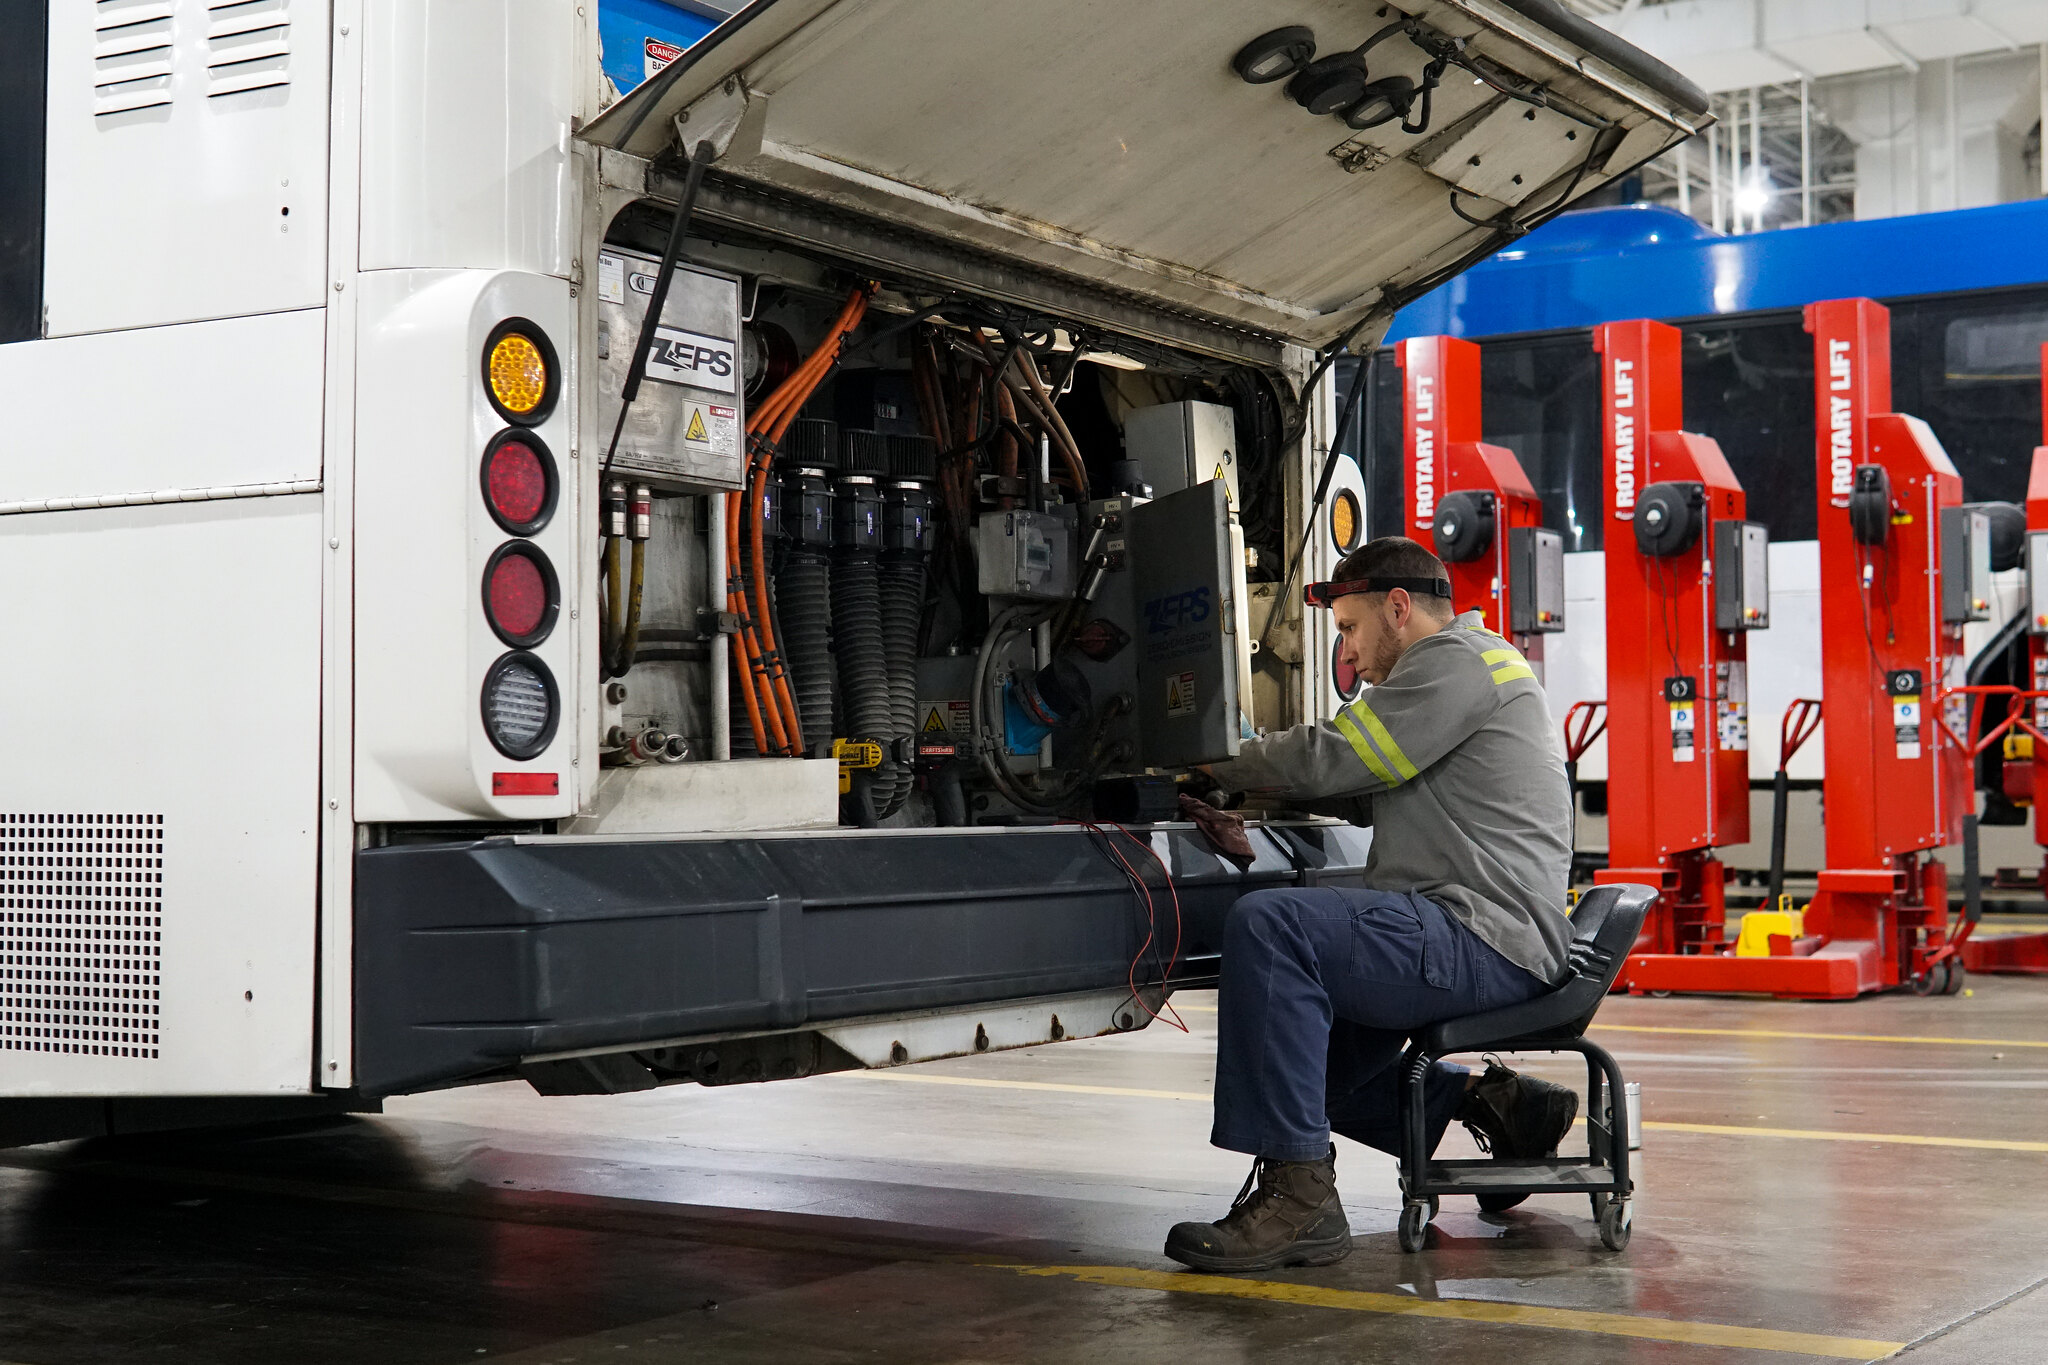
[478,320,563,762]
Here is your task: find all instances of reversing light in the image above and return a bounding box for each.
[1232,26,1317,84]
[482,319,559,425]
[481,430,558,535]
[482,541,560,647]
[1288,53,1370,115]
[1343,76,1417,130]
[1330,488,1361,554]
[481,651,559,760]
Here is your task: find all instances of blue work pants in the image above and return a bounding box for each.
[1209,886,1550,1162]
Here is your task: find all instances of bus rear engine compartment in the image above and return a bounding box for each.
[586,231,1287,830]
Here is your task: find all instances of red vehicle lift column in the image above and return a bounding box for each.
[1590,320,1761,964]
[1618,300,1976,999]
[1396,336,1562,658]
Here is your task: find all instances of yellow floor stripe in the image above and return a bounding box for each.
[985,1263,1902,1359]
[851,1072,2048,1153]
[1595,1023,2048,1050]
[1642,1120,2048,1153]
[842,1071,1209,1101]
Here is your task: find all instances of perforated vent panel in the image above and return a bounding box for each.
[2,814,164,1059]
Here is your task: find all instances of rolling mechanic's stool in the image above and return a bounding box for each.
[1395,883,1656,1253]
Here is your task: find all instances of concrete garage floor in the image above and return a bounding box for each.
[2,980,2047,1363]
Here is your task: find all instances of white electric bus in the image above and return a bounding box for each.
[0,0,1704,1142]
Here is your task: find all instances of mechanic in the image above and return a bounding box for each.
[1165,535,1579,1273]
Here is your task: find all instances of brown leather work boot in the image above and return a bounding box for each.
[1164,1146,1351,1272]
[1457,1059,1579,1213]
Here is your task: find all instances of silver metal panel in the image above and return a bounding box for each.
[1124,401,1239,505]
[578,0,1701,347]
[596,248,747,492]
[1132,481,1242,768]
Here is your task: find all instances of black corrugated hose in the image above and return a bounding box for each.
[834,430,894,825]
[832,550,889,824]
[776,548,835,753]
[877,433,938,818]
[877,558,925,816]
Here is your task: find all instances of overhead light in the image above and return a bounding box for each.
[1343,75,1417,130]
[1734,176,1771,218]
[1232,26,1317,84]
[1288,52,1371,115]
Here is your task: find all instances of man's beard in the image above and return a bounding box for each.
[1366,630,1402,683]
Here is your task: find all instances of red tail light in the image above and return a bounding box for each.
[481,431,556,535]
[483,542,559,647]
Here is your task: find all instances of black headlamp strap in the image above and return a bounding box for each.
[1305,576,1454,608]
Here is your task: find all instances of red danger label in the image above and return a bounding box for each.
[645,37,683,77]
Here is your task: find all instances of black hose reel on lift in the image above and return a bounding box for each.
[1431,490,1496,563]
[1634,481,1706,558]
[1848,464,1891,546]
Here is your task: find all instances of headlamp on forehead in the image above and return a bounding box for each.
[1304,576,1454,609]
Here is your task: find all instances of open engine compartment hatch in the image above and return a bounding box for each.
[580,0,1709,349]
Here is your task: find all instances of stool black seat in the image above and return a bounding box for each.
[1395,882,1656,1253]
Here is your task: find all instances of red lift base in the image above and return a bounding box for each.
[1620,942,1881,1000]
[1961,932,2048,975]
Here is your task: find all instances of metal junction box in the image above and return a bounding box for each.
[976,507,1077,600]
[1940,505,1992,624]
[1713,520,1771,631]
[595,247,746,492]
[2028,531,2048,635]
[1130,480,1243,767]
[1124,400,1239,504]
[1508,526,1565,634]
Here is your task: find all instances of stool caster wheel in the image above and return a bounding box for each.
[1398,1199,1433,1253]
[1589,1191,1609,1221]
[1943,960,1967,995]
[1597,1197,1632,1252]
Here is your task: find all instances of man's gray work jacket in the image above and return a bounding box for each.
[1209,610,1572,983]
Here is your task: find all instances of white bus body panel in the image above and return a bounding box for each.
[0,495,323,1095]
[44,0,331,337]
[358,0,579,279]
[0,310,325,510]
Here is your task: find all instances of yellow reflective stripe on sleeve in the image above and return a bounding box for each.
[1351,700,1419,781]
[1333,709,1400,786]
[1481,647,1522,666]
[1491,662,1538,685]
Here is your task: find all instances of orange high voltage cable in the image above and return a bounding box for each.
[727,285,873,755]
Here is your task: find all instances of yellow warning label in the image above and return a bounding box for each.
[921,707,948,733]
[1214,462,1227,481]
[1166,670,1197,718]
[683,407,709,443]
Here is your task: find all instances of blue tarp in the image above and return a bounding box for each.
[598,0,720,97]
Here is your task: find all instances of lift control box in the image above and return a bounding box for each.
[1940,505,1993,624]
[595,246,747,492]
[1713,520,1771,630]
[2028,530,2048,634]
[1507,526,1565,633]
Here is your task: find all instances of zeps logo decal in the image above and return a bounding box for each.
[644,325,737,394]
[1143,587,1212,634]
